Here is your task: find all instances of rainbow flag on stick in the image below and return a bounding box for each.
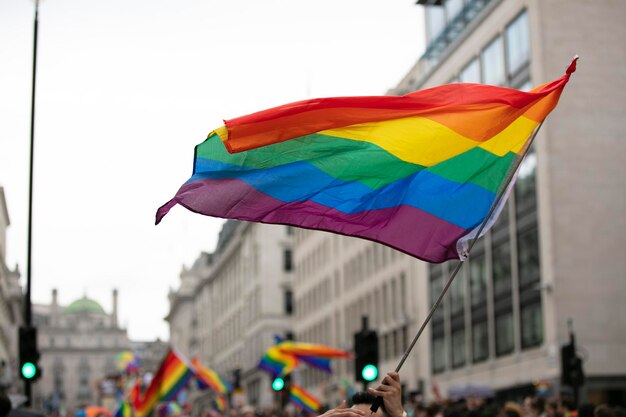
[135,349,194,417]
[156,59,576,263]
[191,357,233,394]
[289,384,321,414]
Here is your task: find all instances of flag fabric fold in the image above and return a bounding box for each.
[156,58,576,263]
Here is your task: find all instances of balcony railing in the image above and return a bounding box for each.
[423,0,494,60]
[406,0,497,90]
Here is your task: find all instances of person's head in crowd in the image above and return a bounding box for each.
[578,404,595,417]
[352,391,387,417]
[500,401,524,417]
[595,405,615,417]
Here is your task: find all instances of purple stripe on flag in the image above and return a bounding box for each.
[157,178,466,263]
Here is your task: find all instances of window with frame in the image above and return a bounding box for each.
[460,58,481,83]
[495,311,514,356]
[506,10,530,78]
[472,320,489,363]
[432,334,446,374]
[481,36,505,86]
[430,265,445,322]
[449,265,465,316]
[470,252,487,308]
[518,225,540,288]
[283,249,293,272]
[520,301,543,348]
[515,147,538,216]
[492,239,512,297]
[451,327,466,368]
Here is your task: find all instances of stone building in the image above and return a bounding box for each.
[388,0,626,404]
[167,220,294,408]
[32,290,131,413]
[0,186,23,393]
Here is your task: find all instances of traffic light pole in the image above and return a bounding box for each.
[24,0,40,406]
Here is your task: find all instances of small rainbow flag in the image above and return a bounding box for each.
[115,401,132,417]
[289,384,321,414]
[215,395,227,412]
[156,59,576,263]
[135,350,194,417]
[191,357,233,394]
[258,345,299,377]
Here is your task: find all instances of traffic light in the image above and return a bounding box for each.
[561,342,584,388]
[271,373,291,408]
[271,377,285,391]
[354,328,379,383]
[19,326,41,381]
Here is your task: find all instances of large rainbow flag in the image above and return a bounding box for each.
[156,59,576,263]
[135,349,194,417]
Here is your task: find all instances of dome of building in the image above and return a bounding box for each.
[64,296,106,314]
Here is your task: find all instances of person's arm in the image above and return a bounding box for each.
[368,372,405,417]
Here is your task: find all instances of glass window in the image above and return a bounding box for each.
[451,328,466,368]
[430,266,444,322]
[460,58,481,83]
[515,148,538,215]
[284,289,293,315]
[450,267,465,316]
[445,0,464,22]
[518,226,540,287]
[470,253,487,307]
[482,36,505,86]
[472,320,489,363]
[283,249,293,272]
[495,312,514,356]
[432,336,446,374]
[492,240,512,297]
[426,6,446,42]
[521,302,543,348]
[506,11,530,76]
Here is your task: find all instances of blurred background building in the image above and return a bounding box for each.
[167,220,294,408]
[32,290,131,413]
[0,187,23,394]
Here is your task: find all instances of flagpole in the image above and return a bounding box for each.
[370,121,545,413]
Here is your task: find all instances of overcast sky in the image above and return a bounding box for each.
[0,0,425,341]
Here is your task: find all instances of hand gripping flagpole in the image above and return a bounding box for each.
[370,121,545,414]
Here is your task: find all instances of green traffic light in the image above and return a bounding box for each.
[21,362,37,379]
[272,377,285,391]
[361,364,378,382]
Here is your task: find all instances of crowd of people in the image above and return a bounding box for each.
[200,373,625,417]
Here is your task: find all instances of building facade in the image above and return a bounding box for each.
[167,220,294,408]
[0,187,23,394]
[291,229,427,405]
[391,0,626,404]
[33,290,131,414]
